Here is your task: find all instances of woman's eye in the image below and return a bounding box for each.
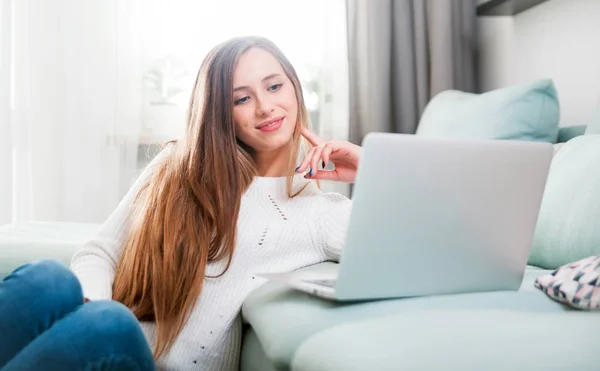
[234,96,250,105]
[268,84,282,92]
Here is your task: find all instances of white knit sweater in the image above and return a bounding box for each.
[70,149,352,371]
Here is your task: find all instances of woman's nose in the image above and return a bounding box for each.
[255,95,274,116]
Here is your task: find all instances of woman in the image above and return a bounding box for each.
[0,36,361,370]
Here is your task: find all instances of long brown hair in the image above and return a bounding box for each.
[112,36,311,360]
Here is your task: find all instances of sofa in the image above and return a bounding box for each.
[238,132,600,370]
[2,79,600,370]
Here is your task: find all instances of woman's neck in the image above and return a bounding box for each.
[254,144,293,177]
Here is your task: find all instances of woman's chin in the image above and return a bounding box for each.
[254,136,294,153]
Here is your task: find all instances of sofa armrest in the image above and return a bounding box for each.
[0,222,99,276]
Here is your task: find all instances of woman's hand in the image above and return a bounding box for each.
[296,127,363,183]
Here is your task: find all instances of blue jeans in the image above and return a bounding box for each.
[0,259,155,371]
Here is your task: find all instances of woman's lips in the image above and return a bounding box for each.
[257,117,284,132]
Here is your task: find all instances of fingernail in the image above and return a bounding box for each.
[309,169,313,177]
[322,161,325,169]
[295,166,300,172]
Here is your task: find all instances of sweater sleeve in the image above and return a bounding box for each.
[313,192,353,262]
[70,145,172,300]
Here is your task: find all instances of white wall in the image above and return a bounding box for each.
[477,0,600,127]
[0,1,12,224]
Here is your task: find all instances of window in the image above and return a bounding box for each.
[136,0,348,170]
[1,0,348,222]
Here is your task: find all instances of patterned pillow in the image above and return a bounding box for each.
[534,256,600,310]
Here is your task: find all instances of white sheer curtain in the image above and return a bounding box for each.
[1,0,143,224]
[0,0,349,225]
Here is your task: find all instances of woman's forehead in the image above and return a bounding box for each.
[233,48,286,86]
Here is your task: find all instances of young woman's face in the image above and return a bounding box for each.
[232,48,298,153]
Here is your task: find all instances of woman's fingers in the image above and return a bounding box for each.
[296,144,334,177]
[308,169,338,181]
[309,146,325,178]
[300,126,325,147]
[296,147,316,173]
[296,128,362,183]
[321,144,332,169]
[296,128,344,178]
[296,143,333,174]
[297,146,325,177]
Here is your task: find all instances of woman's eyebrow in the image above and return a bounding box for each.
[262,73,281,81]
[233,74,282,92]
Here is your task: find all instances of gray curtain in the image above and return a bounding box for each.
[346,0,479,144]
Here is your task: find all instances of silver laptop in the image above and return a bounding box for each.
[258,133,554,301]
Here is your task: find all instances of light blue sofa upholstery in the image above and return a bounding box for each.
[292,309,598,371]
[0,222,99,278]
[241,263,600,371]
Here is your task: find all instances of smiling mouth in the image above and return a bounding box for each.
[257,116,284,129]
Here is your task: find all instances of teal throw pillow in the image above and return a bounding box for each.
[529,135,600,269]
[416,79,560,143]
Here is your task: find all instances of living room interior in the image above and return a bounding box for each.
[1,0,599,370]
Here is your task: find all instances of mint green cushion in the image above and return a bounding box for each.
[0,222,99,277]
[558,125,587,143]
[529,135,600,269]
[586,104,600,134]
[292,310,600,371]
[242,263,567,370]
[241,328,280,371]
[416,79,560,143]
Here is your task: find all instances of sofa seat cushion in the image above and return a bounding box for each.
[292,309,600,371]
[241,263,569,370]
[0,221,100,277]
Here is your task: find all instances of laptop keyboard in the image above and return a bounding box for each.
[302,278,337,288]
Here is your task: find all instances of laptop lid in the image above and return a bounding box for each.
[334,133,553,300]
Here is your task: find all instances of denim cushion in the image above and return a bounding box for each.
[416,79,560,143]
